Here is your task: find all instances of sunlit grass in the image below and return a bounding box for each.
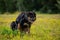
[0,13,60,40]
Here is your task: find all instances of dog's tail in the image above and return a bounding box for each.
[10,21,17,31]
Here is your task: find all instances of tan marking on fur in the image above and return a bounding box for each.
[24,23,28,26]
[28,17,33,23]
[28,17,31,20]
[18,23,20,30]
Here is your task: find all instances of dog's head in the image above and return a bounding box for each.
[27,11,36,23]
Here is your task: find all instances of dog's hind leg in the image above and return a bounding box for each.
[11,21,16,31]
[18,23,21,31]
[11,21,19,31]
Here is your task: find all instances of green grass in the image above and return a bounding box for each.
[0,13,60,40]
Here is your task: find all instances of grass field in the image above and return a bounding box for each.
[0,13,60,40]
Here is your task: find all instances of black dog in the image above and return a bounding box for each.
[11,11,36,33]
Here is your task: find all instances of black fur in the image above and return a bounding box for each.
[10,21,16,31]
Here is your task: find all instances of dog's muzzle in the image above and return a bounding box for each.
[29,18,36,23]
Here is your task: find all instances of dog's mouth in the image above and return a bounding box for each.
[24,23,29,26]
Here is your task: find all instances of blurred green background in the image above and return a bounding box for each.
[0,0,60,14]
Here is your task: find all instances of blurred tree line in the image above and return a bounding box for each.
[0,0,60,14]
